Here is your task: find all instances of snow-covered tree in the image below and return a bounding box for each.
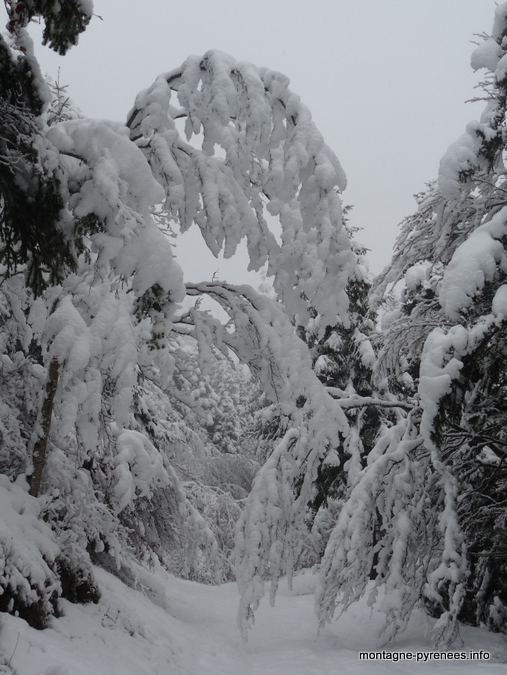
[315,3,507,647]
[6,0,506,651]
[294,222,382,551]
[0,1,359,629]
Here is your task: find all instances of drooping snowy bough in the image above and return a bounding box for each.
[127,50,354,333]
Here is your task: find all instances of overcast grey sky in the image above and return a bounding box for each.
[6,1,498,282]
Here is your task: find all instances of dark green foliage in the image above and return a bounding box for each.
[376,265,446,396]
[134,283,175,351]
[0,33,66,292]
[0,163,68,294]
[0,32,45,112]
[0,577,60,630]
[56,556,100,605]
[0,32,102,294]
[0,123,78,293]
[371,11,507,632]
[0,590,50,630]
[5,0,92,55]
[430,319,507,630]
[298,232,383,518]
[308,462,344,512]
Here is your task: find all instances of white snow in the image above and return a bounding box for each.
[314,354,330,374]
[0,476,60,617]
[111,430,169,513]
[470,38,504,73]
[1,565,506,675]
[438,124,482,199]
[130,50,354,334]
[439,205,507,320]
[493,284,507,317]
[493,2,507,41]
[77,0,94,19]
[404,261,430,292]
[356,331,376,368]
[496,53,507,82]
[418,325,468,446]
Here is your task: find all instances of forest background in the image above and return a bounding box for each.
[0,0,507,662]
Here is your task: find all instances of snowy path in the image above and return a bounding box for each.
[1,566,506,674]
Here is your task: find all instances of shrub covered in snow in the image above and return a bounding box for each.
[0,475,61,628]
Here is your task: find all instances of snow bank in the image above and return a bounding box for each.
[2,565,506,674]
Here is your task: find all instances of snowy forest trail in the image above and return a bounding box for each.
[2,566,507,675]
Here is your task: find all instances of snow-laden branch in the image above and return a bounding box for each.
[184,280,351,634]
[186,281,346,424]
[316,415,428,645]
[128,50,355,333]
[235,428,300,640]
[326,389,416,412]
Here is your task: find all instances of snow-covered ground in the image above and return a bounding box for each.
[1,566,506,674]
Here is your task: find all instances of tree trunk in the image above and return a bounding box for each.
[29,357,60,497]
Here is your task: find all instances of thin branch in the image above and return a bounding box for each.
[326,390,415,412]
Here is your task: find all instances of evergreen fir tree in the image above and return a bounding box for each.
[317,3,507,644]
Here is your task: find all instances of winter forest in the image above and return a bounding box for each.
[1,0,507,669]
